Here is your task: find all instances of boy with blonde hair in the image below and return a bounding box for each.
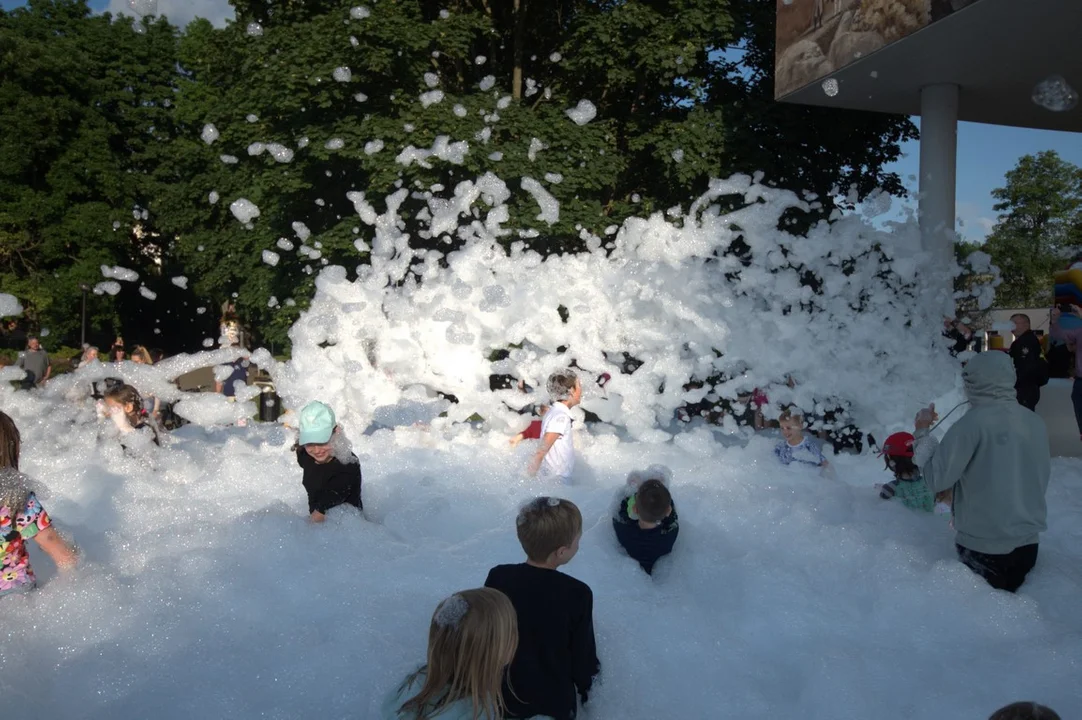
[774,409,828,468]
[528,370,582,484]
[484,496,600,720]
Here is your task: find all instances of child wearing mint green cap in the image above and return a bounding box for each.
[296,401,363,522]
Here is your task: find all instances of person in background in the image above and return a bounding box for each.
[16,337,50,390]
[381,588,518,720]
[77,346,100,368]
[0,411,79,598]
[1008,313,1048,411]
[1050,305,1082,439]
[109,337,126,363]
[943,317,973,356]
[989,703,1061,720]
[130,346,161,420]
[913,352,1051,592]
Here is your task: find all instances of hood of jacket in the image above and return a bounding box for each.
[963,351,1018,407]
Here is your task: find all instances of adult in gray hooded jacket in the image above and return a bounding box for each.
[913,351,1051,592]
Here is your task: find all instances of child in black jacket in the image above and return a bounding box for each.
[296,401,362,522]
[612,466,679,574]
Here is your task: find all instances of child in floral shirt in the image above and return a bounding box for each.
[1,411,78,597]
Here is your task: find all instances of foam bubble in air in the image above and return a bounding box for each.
[201,123,219,145]
[1032,75,1079,112]
[565,100,597,125]
[230,199,261,224]
[0,294,23,317]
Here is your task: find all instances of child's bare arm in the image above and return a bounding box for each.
[34,527,78,570]
[528,432,561,475]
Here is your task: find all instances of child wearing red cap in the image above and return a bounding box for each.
[878,432,951,514]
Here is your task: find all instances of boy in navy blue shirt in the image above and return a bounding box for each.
[612,467,679,574]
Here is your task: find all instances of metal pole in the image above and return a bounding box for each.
[918,84,959,312]
[80,284,88,347]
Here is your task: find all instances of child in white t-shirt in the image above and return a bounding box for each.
[528,370,582,485]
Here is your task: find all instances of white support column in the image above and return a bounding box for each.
[918,84,960,307]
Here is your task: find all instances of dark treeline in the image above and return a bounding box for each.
[0,0,914,352]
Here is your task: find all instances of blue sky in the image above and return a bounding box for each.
[4,0,1079,241]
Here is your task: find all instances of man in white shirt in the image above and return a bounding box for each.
[529,369,582,484]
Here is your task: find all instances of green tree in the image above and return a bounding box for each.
[708,0,918,230]
[0,0,203,348]
[983,150,1082,307]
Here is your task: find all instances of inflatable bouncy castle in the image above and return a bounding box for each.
[1054,262,1082,311]
[1051,261,1082,376]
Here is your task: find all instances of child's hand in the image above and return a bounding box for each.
[309,510,326,523]
[509,433,525,448]
[915,403,938,430]
[527,454,542,476]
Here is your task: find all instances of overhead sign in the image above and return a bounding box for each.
[775,0,984,99]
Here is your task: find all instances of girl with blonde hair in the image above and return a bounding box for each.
[0,411,78,598]
[382,587,518,720]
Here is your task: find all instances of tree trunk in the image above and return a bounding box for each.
[512,0,525,99]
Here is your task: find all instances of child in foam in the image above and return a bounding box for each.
[295,401,363,523]
[876,432,951,515]
[485,497,599,720]
[0,411,78,598]
[612,466,679,574]
[774,409,829,469]
[527,370,582,484]
[381,587,518,720]
[101,383,161,448]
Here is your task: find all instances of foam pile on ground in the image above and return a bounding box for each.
[274,175,971,442]
[0,384,1078,718]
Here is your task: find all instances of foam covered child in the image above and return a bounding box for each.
[527,370,582,484]
[381,587,518,720]
[295,401,363,523]
[774,409,828,469]
[484,497,600,720]
[101,384,161,448]
[0,411,78,598]
[612,465,679,574]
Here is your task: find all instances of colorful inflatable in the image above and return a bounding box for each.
[1053,262,1082,336]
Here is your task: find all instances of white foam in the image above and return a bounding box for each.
[566,99,597,125]
[229,198,261,224]
[0,293,23,317]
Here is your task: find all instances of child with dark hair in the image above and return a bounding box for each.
[612,466,679,574]
[0,411,78,598]
[103,384,161,447]
[878,432,951,515]
[990,702,1061,720]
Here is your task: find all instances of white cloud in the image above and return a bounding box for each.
[106,0,234,29]
[955,201,997,242]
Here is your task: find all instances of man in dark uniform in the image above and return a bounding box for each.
[1009,313,1047,411]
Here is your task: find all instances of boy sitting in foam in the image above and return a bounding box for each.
[527,370,582,485]
[612,466,679,574]
[774,409,829,469]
